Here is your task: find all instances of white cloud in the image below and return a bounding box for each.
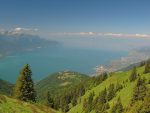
[0,27,38,35]
[14,27,38,32]
[50,32,150,38]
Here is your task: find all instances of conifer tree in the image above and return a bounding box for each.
[111,97,123,113]
[71,96,77,106]
[83,98,88,111]
[144,59,150,74]
[95,88,109,113]
[99,88,107,104]
[141,90,150,112]
[107,84,115,101]
[132,77,147,102]
[115,82,123,92]
[46,91,54,108]
[64,103,69,113]
[13,64,36,102]
[129,67,137,82]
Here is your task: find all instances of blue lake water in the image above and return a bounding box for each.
[0,46,128,83]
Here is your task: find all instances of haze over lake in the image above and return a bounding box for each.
[0,44,127,83]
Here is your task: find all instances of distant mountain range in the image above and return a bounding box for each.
[0,32,60,57]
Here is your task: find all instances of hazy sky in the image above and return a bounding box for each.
[0,0,150,34]
[1,0,150,51]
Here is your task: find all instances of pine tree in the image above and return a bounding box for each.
[99,88,107,104]
[83,98,88,111]
[95,88,109,113]
[88,92,94,104]
[64,103,69,113]
[132,77,147,102]
[107,84,115,101]
[46,91,54,108]
[111,97,123,113]
[144,59,150,74]
[141,90,150,112]
[140,61,145,67]
[13,64,36,102]
[71,96,77,106]
[115,82,123,92]
[53,95,61,110]
[129,67,137,82]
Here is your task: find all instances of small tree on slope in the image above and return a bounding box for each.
[144,59,150,74]
[129,67,137,82]
[111,97,123,113]
[13,64,36,102]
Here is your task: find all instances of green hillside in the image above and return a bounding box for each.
[67,66,150,113]
[36,71,89,100]
[0,79,13,96]
[1,63,150,113]
[0,94,57,113]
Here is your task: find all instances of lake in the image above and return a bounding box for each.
[0,46,128,83]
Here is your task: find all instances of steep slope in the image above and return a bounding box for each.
[0,79,13,95]
[0,94,57,113]
[36,71,89,99]
[68,66,150,113]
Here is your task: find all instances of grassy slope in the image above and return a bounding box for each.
[0,94,59,113]
[68,66,150,113]
[36,71,89,99]
[0,79,13,96]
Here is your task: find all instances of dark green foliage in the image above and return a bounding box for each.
[94,88,110,113]
[88,92,94,104]
[140,61,145,67]
[107,83,115,101]
[127,77,150,113]
[71,96,77,106]
[115,82,123,92]
[140,91,150,113]
[148,79,150,84]
[83,92,95,113]
[111,97,123,113]
[62,103,69,113]
[83,98,88,111]
[46,91,54,108]
[36,71,89,100]
[132,77,147,102]
[53,96,60,110]
[144,59,150,74]
[59,95,70,113]
[87,92,94,112]
[129,67,137,82]
[53,72,108,112]
[99,88,107,104]
[52,81,87,111]
[92,72,108,86]
[51,72,108,111]
[13,64,36,102]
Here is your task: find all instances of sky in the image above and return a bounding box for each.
[1,0,150,51]
[0,0,150,34]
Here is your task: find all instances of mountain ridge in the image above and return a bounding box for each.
[35,71,89,100]
[0,33,60,58]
